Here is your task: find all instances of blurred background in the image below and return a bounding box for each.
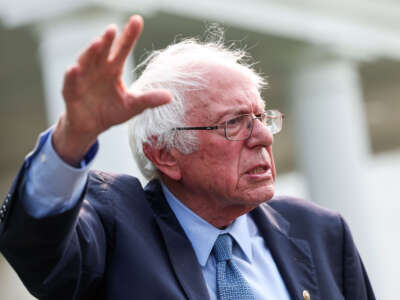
[0,0,399,299]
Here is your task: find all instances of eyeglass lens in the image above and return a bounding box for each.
[226,112,282,141]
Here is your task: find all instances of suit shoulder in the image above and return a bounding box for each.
[85,170,147,210]
[266,195,342,227]
[265,196,347,247]
[87,170,143,195]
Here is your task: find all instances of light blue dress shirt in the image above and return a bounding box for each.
[161,185,290,300]
[23,130,290,300]
[23,130,94,218]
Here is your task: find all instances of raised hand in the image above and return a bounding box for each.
[52,15,171,166]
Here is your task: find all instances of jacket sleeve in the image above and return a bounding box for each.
[0,132,109,300]
[340,216,376,300]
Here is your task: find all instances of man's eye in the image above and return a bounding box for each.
[255,112,266,118]
[255,113,267,123]
[227,116,242,127]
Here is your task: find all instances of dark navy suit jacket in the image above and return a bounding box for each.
[0,137,375,300]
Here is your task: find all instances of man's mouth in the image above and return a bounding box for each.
[246,166,271,176]
[248,166,266,174]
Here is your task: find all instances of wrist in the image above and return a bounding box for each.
[52,114,98,167]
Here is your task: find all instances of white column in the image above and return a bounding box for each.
[289,54,380,290]
[37,11,145,183]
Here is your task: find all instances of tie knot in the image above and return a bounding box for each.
[213,234,233,262]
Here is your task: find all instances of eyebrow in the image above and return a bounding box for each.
[213,104,267,124]
[213,107,251,124]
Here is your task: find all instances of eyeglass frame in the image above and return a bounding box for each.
[172,109,284,141]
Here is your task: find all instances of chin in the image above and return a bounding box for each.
[239,186,275,207]
[254,184,275,203]
[234,179,275,205]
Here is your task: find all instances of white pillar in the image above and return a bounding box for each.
[37,11,145,183]
[289,54,380,290]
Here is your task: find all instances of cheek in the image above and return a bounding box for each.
[199,144,241,183]
[199,139,237,164]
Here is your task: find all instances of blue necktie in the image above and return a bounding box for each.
[213,234,255,300]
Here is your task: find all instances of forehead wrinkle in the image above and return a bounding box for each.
[184,63,263,124]
[186,89,265,125]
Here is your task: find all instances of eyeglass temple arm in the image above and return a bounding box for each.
[173,113,284,131]
[172,126,218,131]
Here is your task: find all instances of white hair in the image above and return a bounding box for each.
[127,38,266,180]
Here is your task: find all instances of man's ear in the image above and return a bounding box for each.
[143,143,182,181]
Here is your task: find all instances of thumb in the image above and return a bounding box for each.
[126,89,172,116]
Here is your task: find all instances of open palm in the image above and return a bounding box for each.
[53,15,171,165]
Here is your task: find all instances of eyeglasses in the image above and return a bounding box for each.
[172,109,284,141]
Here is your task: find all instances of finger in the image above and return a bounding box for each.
[77,38,103,71]
[62,65,81,102]
[97,24,117,63]
[110,15,143,68]
[125,90,172,116]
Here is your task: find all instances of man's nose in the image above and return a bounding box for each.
[245,118,274,148]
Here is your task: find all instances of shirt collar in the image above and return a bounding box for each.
[161,183,253,267]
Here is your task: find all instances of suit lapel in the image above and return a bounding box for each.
[251,204,321,300]
[145,180,210,300]
[145,180,320,300]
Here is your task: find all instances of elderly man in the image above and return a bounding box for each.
[0,15,374,300]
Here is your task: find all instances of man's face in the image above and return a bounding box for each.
[174,64,276,214]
